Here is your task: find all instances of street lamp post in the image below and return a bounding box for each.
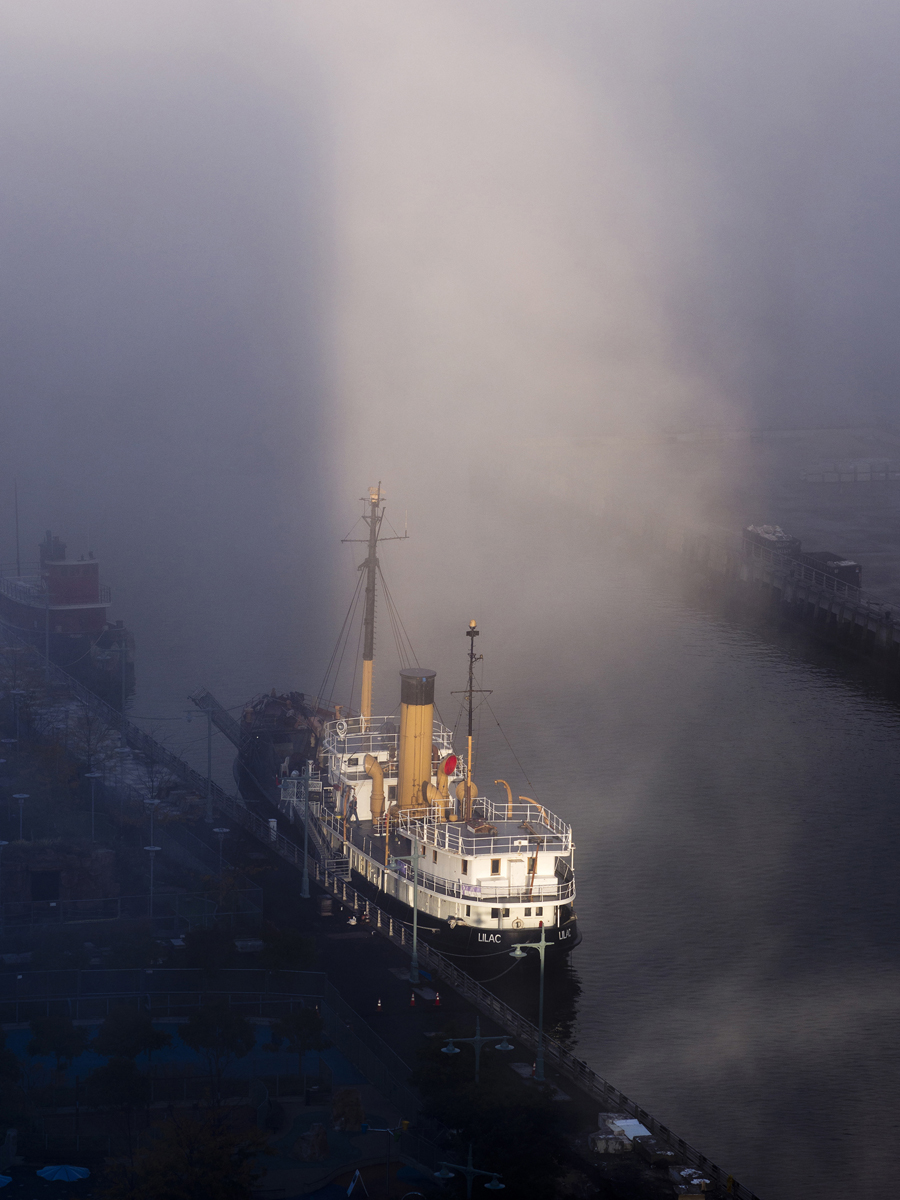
[85,772,102,843]
[184,707,215,822]
[441,1016,514,1084]
[213,828,229,881]
[509,920,550,1082]
[11,690,25,746]
[144,845,161,921]
[114,747,131,814]
[12,795,28,842]
[146,799,160,848]
[435,1144,504,1197]
[300,760,310,900]
[205,707,213,822]
[390,833,424,984]
[0,840,8,931]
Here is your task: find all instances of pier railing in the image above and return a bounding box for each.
[322,716,455,761]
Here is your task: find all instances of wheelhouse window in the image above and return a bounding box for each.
[527,856,536,873]
[465,905,471,916]
[502,908,510,918]
[524,907,532,917]
[535,906,543,916]
[461,860,468,875]
[388,785,397,801]
[347,757,358,767]
[491,908,500,919]
[490,858,501,875]
[432,849,437,864]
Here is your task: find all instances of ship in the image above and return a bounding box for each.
[0,530,134,709]
[238,486,580,961]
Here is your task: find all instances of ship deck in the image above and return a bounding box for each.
[314,807,575,906]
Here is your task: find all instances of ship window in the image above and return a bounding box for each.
[527,856,536,873]
[535,907,543,916]
[490,858,501,875]
[491,908,500,919]
[461,860,468,875]
[421,844,426,858]
[465,905,471,917]
[524,907,532,917]
[432,849,437,863]
[388,785,397,801]
[347,757,358,767]
[502,908,510,918]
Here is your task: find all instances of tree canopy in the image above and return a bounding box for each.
[99,1109,269,1200]
[93,1006,172,1062]
[86,1057,151,1110]
[27,1013,87,1071]
[266,1007,327,1075]
[181,1001,255,1101]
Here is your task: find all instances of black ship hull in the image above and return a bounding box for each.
[341,865,580,965]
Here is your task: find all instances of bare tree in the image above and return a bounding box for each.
[131,724,177,800]
[68,696,119,772]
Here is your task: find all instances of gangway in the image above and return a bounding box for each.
[188,687,242,748]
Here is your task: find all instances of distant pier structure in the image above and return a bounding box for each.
[607,507,900,671]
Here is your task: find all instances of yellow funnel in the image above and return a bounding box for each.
[397,668,435,810]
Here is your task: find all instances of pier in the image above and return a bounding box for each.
[604,500,900,671]
[0,622,765,1198]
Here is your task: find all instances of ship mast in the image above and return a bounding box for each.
[465,619,480,821]
[360,485,382,724]
[342,483,406,727]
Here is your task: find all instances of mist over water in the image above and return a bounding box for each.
[2,3,900,1197]
[477,549,900,1200]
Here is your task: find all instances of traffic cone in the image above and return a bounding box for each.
[376,998,382,1014]
[410,991,416,1008]
[434,992,441,1008]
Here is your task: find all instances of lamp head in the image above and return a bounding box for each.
[434,1167,455,1181]
[441,1041,460,1056]
[484,1176,505,1190]
[509,946,526,960]
[494,1037,514,1052]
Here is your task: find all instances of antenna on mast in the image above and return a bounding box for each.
[451,621,491,823]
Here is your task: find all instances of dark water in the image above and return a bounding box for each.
[129,537,900,1200]
[478,558,900,1200]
